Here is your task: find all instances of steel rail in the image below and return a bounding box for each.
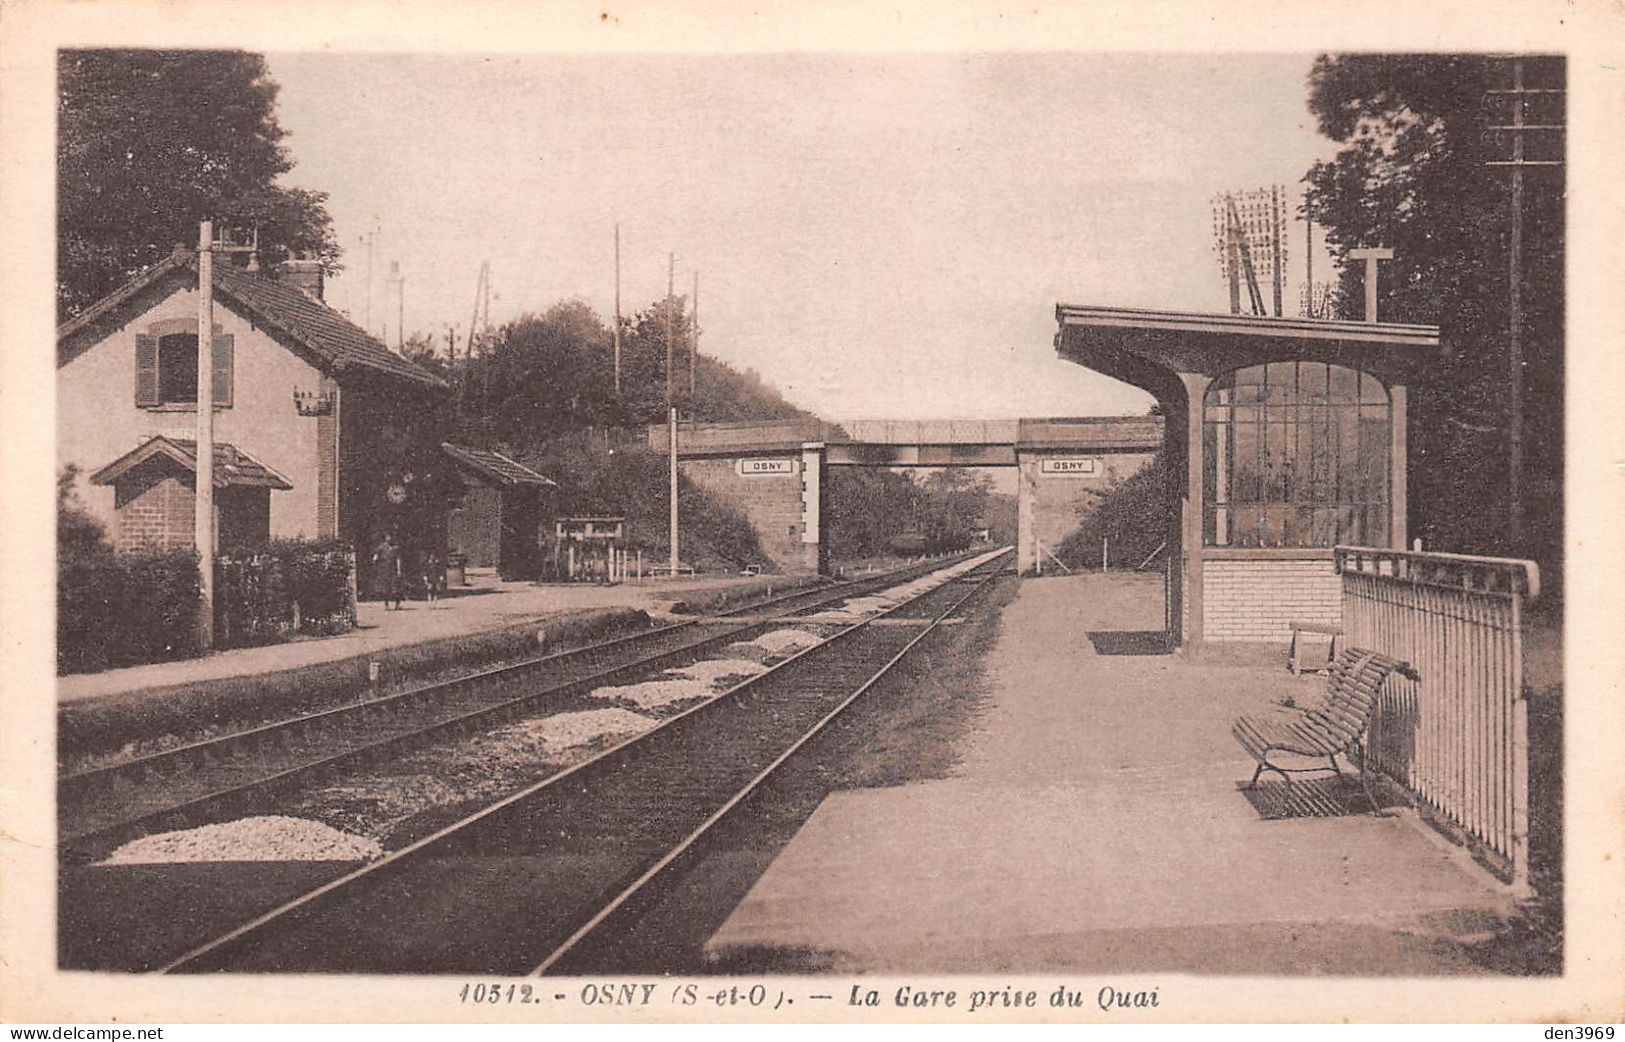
[531,553,1006,973]
[60,555,972,857]
[157,549,1010,974]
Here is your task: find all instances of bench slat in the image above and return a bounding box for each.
[1233,646,1411,778]
[1298,711,1359,747]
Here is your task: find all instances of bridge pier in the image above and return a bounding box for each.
[799,442,827,575]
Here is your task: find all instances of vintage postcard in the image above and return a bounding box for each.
[3,0,1622,1026]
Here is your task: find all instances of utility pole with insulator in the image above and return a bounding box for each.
[192,221,256,649]
[195,221,217,650]
[690,270,699,397]
[613,223,622,395]
[666,251,679,577]
[664,253,676,403]
[388,261,405,350]
[1486,55,1564,547]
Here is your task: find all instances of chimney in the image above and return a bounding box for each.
[277,255,325,302]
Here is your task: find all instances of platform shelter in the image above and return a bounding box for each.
[1053,305,1439,647]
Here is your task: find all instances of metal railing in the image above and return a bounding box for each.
[1334,545,1540,891]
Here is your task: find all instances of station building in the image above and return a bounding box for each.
[57,247,450,590]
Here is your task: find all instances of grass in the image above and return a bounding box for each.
[665,573,830,616]
[58,607,651,765]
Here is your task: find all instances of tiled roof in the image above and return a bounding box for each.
[90,436,294,490]
[58,248,447,390]
[443,443,556,488]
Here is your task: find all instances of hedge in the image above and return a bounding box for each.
[214,539,357,648]
[58,547,201,674]
[58,539,359,674]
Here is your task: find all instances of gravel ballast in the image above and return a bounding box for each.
[101,816,383,864]
[733,628,823,658]
[664,658,769,685]
[516,708,654,749]
[591,677,714,711]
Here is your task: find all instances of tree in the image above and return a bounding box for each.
[57,50,339,320]
[1303,54,1564,574]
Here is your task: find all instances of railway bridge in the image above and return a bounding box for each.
[647,415,1163,576]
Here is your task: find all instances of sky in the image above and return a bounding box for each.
[268,52,1342,422]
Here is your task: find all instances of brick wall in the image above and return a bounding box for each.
[1202,556,1341,642]
[448,483,502,568]
[680,455,808,573]
[113,469,194,551]
[1017,450,1157,574]
[315,377,339,539]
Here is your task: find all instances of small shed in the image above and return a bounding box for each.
[547,516,626,583]
[90,436,292,553]
[443,443,555,580]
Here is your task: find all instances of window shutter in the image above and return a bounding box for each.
[211,333,234,407]
[135,335,159,407]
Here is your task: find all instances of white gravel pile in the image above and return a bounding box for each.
[733,628,822,656]
[101,815,382,864]
[799,607,864,623]
[591,676,713,710]
[665,658,768,686]
[508,707,654,750]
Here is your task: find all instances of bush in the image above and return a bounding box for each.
[1055,453,1172,571]
[58,547,202,674]
[215,539,357,648]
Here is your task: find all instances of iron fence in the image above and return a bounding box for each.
[1335,545,1539,891]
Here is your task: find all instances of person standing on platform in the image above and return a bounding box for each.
[372,531,405,610]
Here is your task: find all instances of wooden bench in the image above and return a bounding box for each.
[1233,647,1416,814]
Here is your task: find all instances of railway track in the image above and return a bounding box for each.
[158,548,1011,974]
[59,554,976,862]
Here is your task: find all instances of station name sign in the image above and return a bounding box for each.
[1040,458,1098,475]
[737,458,798,476]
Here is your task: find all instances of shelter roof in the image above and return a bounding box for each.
[90,436,293,490]
[443,443,556,488]
[1054,303,1441,395]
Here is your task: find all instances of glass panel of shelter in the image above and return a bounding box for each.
[1203,362,1390,548]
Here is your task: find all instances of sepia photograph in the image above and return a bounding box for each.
[3,0,1623,1027]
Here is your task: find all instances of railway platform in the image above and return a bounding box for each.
[57,570,817,705]
[705,572,1517,975]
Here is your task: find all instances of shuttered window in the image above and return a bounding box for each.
[211,334,233,407]
[156,334,198,404]
[138,331,233,408]
[135,335,159,406]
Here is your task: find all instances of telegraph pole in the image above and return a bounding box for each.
[690,270,699,396]
[196,221,216,649]
[388,261,405,350]
[1305,193,1314,317]
[359,222,379,335]
[1485,57,1563,545]
[613,224,623,394]
[1270,184,1284,318]
[666,252,679,575]
[664,253,676,402]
